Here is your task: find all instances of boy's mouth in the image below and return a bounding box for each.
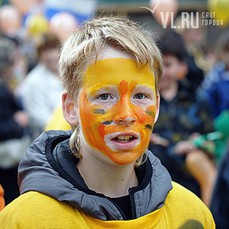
[112,135,137,143]
[104,132,141,151]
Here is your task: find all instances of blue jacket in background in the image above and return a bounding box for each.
[201,62,229,119]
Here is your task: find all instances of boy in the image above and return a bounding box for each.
[0,16,215,228]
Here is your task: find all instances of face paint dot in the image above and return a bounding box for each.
[146,111,154,117]
[102,120,113,125]
[145,124,153,130]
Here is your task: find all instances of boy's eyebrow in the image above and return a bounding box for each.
[87,85,116,93]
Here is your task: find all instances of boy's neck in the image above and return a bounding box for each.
[76,155,138,198]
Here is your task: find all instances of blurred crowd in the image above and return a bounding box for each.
[0,0,229,228]
[0,0,96,205]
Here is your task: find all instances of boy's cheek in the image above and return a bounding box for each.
[134,105,156,126]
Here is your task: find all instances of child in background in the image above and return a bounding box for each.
[149,29,216,206]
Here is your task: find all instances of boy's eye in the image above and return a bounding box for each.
[98,93,113,100]
[133,93,146,99]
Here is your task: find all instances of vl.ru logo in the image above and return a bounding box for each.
[160,11,223,29]
[143,1,224,28]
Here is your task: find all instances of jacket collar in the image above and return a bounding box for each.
[19,130,172,220]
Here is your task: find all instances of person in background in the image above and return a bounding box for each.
[0,37,30,205]
[175,15,214,74]
[149,29,216,206]
[19,33,63,138]
[0,16,215,228]
[200,30,229,120]
[165,28,205,90]
[0,35,29,91]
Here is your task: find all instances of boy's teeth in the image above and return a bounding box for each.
[117,136,132,140]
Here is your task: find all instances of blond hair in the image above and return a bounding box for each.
[59,16,162,100]
[59,16,163,165]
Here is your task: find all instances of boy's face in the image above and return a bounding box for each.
[76,52,159,165]
[63,47,159,166]
[40,48,59,75]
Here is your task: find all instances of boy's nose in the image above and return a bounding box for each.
[113,100,136,125]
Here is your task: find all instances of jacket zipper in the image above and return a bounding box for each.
[109,200,127,220]
[129,187,137,219]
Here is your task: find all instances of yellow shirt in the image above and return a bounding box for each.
[0,182,215,229]
[45,104,71,131]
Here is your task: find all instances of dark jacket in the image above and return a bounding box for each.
[149,82,214,196]
[0,83,25,141]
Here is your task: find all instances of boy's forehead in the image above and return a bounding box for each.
[83,58,155,87]
[97,45,135,60]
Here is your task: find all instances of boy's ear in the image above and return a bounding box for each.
[62,92,78,126]
[154,92,160,123]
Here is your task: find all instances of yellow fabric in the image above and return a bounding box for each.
[0,182,215,229]
[45,104,71,131]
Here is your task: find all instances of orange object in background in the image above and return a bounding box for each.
[0,184,5,211]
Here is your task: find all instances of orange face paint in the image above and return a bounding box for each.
[79,58,157,165]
